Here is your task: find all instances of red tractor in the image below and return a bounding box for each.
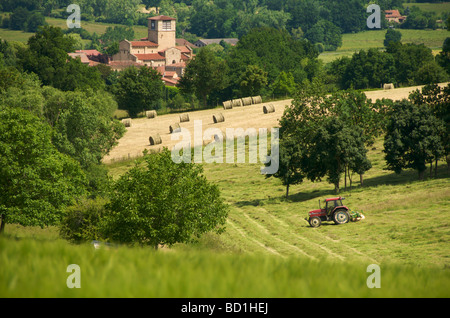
[307,197,350,228]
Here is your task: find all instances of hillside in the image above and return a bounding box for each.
[2,120,449,297]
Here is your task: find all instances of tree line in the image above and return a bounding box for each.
[3,0,445,52]
[178,25,449,108]
[268,80,449,197]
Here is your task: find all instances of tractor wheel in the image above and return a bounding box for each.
[333,210,349,225]
[309,217,321,228]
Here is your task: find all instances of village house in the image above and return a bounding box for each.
[68,50,102,67]
[385,10,407,24]
[110,15,193,84]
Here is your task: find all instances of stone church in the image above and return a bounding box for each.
[111,15,193,80]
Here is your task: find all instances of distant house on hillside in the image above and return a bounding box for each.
[194,38,239,48]
[385,10,407,23]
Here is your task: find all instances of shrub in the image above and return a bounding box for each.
[59,198,107,243]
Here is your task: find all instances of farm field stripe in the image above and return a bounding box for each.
[312,230,379,264]
[228,214,294,257]
[231,208,319,259]
[265,209,378,263]
[256,210,346,261]
[226,219,284,257]
[242,213,317,260]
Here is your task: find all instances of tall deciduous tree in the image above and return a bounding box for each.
[112,65,164,117]
[20,26,104,92]
[0,107,86,233]
[384,28,402,47]
[384,100,445,179]
[100,148,229,248]
[178,47,228,107]
[265,136,304,199]
[239,64,268,97]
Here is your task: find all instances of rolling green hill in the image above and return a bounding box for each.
[2,134,449,298]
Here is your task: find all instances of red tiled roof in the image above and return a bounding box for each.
[385,10,402,18]
[134,53,165,61]
[89,60,100,67]
[162,77,178,85]
[180,54,191,61]
[164,71,177,78]
[176,46,192,54]
[76,49,101,56]
[68,52,90,64]
[176,39,195,48]
[154,66,166,75]
[166,62,186,68]
[131,41,158,47]
[108,60,143,71]
[148,15,176,21]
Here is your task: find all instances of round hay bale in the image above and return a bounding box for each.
[263,104,275,114]
[122,118,132,127]
[252,96,262,104]
[179,113,190,123]
[212,113,225,124]
[223,101,233,110]
[383,83,395,90]
[232,99,243,107]
[169,123,181,134]
[242,97,252,106]
[149,133,162,146]
[146,110,157,119]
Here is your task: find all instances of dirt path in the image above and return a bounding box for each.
[103,83,448,163]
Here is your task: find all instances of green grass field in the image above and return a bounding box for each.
[1,134,449,298]
[403,1,450,13]
[319,29,449,64]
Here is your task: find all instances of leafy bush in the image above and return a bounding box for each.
[100,149,229,248]
[59,198,107,243]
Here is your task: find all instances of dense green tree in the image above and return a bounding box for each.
[50,89,126,169]
[100,148,229,248]
[408,84,450,173]
[178,47,228,107]
[20,26,104,92]
[400,6,437,30]
[304,19,342,51]
[0,106,86,233]
[227,27,319,91]
[25,11,47,32]
[277,80,372,193]
[387,42,437,85]
[384,28,402,47]
[384,100,445,179]
[112,65,164,117]
[339,48,396,89]
[271,71,296,97]
[436,37,450,75]
[304,117,369,193]
[265,136,304,199]
[239,64,268,97]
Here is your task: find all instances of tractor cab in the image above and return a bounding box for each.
[324,197,346,216]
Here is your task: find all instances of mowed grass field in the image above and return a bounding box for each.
[2,132,449,297]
